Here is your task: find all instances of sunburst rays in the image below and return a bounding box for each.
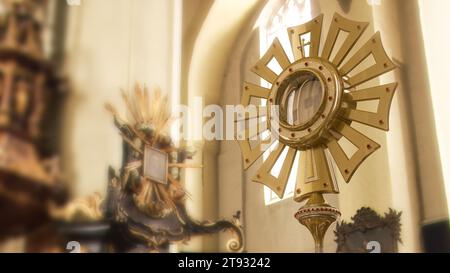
[236,13,397,201]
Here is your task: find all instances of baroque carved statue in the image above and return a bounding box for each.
[52,84,244,253]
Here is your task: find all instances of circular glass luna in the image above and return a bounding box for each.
[267,58,343,149]
[277,71,325,128]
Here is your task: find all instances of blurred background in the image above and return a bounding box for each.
[0,0,449,253]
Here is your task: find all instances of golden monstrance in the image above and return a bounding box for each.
[236,13,396,252]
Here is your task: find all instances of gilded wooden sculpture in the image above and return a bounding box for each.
[236,13,396,252]
[53,85,244,253]
[104,86,244,252]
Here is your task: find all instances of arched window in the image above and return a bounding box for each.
[259,0,313,205]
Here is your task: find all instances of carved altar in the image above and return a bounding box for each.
[0,0,66,242]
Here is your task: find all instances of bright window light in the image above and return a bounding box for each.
[259,0,312,205]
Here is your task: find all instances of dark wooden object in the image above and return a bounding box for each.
[335,207,402,253]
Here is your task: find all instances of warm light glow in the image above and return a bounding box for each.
[419,0,450,216]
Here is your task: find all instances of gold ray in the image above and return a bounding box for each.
[236,121,268,140]
[321,13,369,67]
[134,83,146,122]
[294,146,339,202]
[238,137,277,170]
[252,143,296,198]
[339,32,396,87]
[241,82,271,105]
[251,38,291,84]
[327,123,380,182]
[237,81,274,169]
[234,106,267,122]
[340,82,397,130]
[142,85,150,122]
[121,89,140,124]
[288,14,323,60]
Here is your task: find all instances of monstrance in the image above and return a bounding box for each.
[236,13,396,252]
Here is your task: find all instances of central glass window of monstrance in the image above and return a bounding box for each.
[281,72,324,126]
[259,0,313,205]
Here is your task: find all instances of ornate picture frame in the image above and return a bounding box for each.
[143,146,168,185]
